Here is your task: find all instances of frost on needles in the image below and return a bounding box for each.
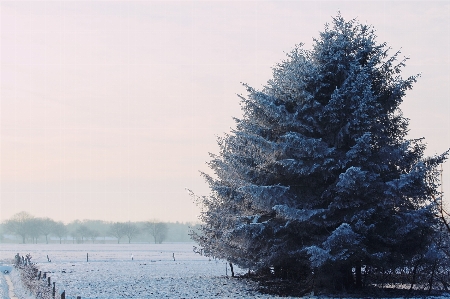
[190,14,449,294]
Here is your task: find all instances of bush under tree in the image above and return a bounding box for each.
[191,14,449,295]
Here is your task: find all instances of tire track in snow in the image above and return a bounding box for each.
[3,274,18,299]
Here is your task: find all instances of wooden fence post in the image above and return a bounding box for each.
[48,276,51,286]
[60,290,65,299]
[87,253,89,262]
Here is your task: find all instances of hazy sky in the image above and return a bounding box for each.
[1,1,449,224]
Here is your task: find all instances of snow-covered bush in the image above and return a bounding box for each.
[191,13,449,295]
[14,254,54,299]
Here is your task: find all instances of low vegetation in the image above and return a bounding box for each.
[13,254,54,299]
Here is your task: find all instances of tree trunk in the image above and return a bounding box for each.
[440,279,449,292]
[355,263,362,289]
[428,260,438,295]
[409,263,419,293]
[229,263,234,277]
[341,265,354,291]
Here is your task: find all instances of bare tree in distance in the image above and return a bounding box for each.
[52,221,68,244]
[88,229,100,244]
[144,220,168,244]
[39,218,57,244]
[0,224,4,243]
[109,222,127,244]
[75,225,91,244]
[4,211,34,243]
[123,222,140,244]
[28,218,43,244]
[82,220,110,242]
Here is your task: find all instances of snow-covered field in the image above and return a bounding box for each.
[0,243,291,299]
[2,243,450,299]
[0,274,7,299]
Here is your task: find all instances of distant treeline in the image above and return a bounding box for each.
[0,211,200,244]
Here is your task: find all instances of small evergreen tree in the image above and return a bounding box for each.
[191,14,448,293]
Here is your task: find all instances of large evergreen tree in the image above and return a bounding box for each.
[192,15,448,293]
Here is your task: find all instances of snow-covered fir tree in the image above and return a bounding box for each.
[191,14,448,293]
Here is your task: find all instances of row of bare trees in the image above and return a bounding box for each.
[1,211,170,244]
[2,212,66,244]
[109,221,168,244]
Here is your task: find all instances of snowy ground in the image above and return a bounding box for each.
[0,243,295,299]
[1,243,450,299]
[0,274,7,299]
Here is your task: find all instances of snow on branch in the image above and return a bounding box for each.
[237,184,291,211]
[272,205,324,222]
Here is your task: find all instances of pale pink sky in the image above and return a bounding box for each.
[1,1,449,223]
